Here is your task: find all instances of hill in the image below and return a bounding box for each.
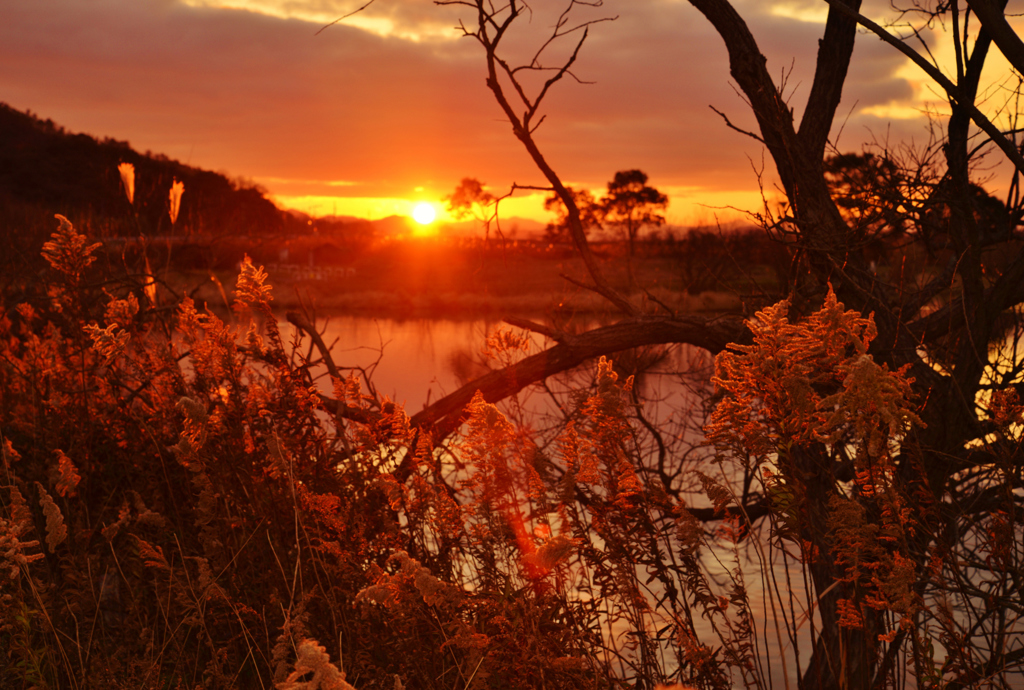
[0,102,295,243]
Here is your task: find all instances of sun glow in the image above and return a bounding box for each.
[412,202,437,225]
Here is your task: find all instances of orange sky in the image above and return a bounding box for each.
[2,0,1017,228]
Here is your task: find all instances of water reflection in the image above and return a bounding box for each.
[283,315,506,408]
[282,313,714,424]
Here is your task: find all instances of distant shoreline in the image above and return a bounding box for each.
[172,268,744,321]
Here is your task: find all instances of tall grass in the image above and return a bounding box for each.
[3,213,1020,690]
[2,216,705,688]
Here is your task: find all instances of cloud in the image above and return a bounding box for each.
[0,0,931,221]
[180,0,465,40]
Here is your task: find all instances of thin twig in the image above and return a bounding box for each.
[315,0,377,36]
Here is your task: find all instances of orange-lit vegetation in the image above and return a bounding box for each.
[4,0,1024,688]
[3,210,1020,689]
[0,219,747,688]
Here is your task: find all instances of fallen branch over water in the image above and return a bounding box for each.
[291,311,747,440]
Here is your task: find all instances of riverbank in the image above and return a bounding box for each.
[167,241,751,318]
[178,272,745,318]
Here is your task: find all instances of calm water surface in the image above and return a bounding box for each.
[284,315,505,408]
[281,313,712,414]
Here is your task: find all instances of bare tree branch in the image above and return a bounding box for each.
[798,0,862,155]
[309,314,744,441]
[453,0,640,317]
[408,314,746,439]
[316,0,377,36]
[967,0,1024,76]
[708,105,764,143]
[823,0,1024,176]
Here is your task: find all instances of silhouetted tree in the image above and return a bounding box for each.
[543,186,601,242]
[600,169,667,285]
[824,152,910,240]
[445,177,496,228]
[823,149,1014,260]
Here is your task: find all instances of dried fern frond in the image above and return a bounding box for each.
[2,437,21,471]
[177,396,209,425]
[84,323,130,365]
[169,179,184,224]
[276,638,354,690]
[356,551,464,611]
[51,449,82,498]
[521,534,576,571]
[130,491,167,531]
[41,214,102,280]
[135,537,170,571]
[705,285,921,464]
[35,482,66,553]
[0,516,43,581]
[235,255,274,311]
[7,485,32,534]
[271,595,313,683]
[104,292,139,329]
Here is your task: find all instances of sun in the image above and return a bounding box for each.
[412,202,437,225]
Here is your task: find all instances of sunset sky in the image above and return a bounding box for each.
[2,0,1015,227]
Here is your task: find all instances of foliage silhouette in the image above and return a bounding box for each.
[543,186,602,243]
[600,170,668,278]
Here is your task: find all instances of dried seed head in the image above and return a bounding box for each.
[169,179,184,224]
[118,162,135,205]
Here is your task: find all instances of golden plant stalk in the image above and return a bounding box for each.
[34,483,66,553]
[169,179,184,225]
[144,255,158,305]
[118,162,135,205]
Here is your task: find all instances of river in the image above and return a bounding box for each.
[279,312,714,423]
[282,315,505,408]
